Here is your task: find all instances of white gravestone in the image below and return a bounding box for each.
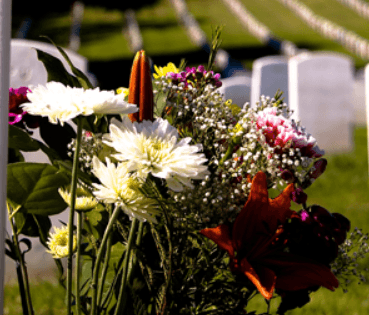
[364,63,369,176]
[288,52,354,154]
[10,38,88,89]
[250,56,288,107]
[353,69,366,126]
[218,75,251,107]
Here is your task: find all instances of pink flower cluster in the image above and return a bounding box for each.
[256,107,323,158]
[166,65,222,88]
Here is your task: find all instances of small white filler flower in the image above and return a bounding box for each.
[91,157,160,222]
[21,81,138,125]
[103,116,209,192]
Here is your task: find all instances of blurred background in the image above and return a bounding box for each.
[11,0,369,89]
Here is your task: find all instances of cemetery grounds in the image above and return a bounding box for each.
[6,0,369,313]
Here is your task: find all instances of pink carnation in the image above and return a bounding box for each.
[256,107,324,158]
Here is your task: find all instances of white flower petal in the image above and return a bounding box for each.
[103,117,209,192]
[21,82,138,125]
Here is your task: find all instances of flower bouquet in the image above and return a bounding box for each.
[6,35,369,315]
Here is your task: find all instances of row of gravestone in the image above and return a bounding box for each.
[276,0,369,60]
[221,0,299,57]
[219,52,363,154]
[336,0,369,19]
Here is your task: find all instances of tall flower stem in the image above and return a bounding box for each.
[7,203,34,315]
[67,117,83,315]
[114,218,139,315]
[97,205,113,307]
[129,221,144,282]
[90,204,122,315]
[120,221,145,309]
[75,211,83,315]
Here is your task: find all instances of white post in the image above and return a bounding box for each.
[0,0,11,313]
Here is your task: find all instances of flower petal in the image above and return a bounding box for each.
[232,172,269,251]
[200,224,234,259]
[260,253,339,291]
[240,257,276,300]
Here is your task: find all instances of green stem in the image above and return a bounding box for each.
[266,298,271,314]
[131,222,144,279]
[90,204,122,315]
[114,218,139,315]
[67,118,83,315]
[15,263,28,315]
[97,206,114,308]
[7,203,34,315]
[75,211,83,315]
[120,221,145,309]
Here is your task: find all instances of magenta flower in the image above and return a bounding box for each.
[8,87,40,128]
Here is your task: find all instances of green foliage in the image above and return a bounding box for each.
[7,163,69,217]
[8,125,40,152]
[36,49,80,87]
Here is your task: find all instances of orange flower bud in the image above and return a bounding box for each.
[128,50,154,122]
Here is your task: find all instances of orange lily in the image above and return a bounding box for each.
[128,50,154,122]
[200,171,339,300]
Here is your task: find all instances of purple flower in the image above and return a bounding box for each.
[291,188,307,204]
[185,67,196,74]
[310,159,327,180]
[213,73,221,81]
[300,210,309,221]
[281,169,295,183]
[197,65,205,73]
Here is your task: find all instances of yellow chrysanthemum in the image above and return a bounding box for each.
[153,62,179,79]
[59,185,98,211]
[46,226,77,259]
[225,99,241,116]
[116,87,129,99]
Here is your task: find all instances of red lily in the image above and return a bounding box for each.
[128,50,154,122]
[200,171,339,300]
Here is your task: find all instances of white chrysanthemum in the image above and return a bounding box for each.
[103,117,210,192]
[91,157,160,222]
[21,82,138,125]
[46,225,77,259]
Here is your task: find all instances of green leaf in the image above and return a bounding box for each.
[8,148,25,164]
[84,205,109,240]
[41,36,93,89]
[108,242,126,269]
[33,214,52,247]
[56,160,92,185]
[13,210,27,235]
[8,125,40,151]
[13,212,51,240]
[39,117,76,161]
[36,49,80,87]
[7,163,69,215]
